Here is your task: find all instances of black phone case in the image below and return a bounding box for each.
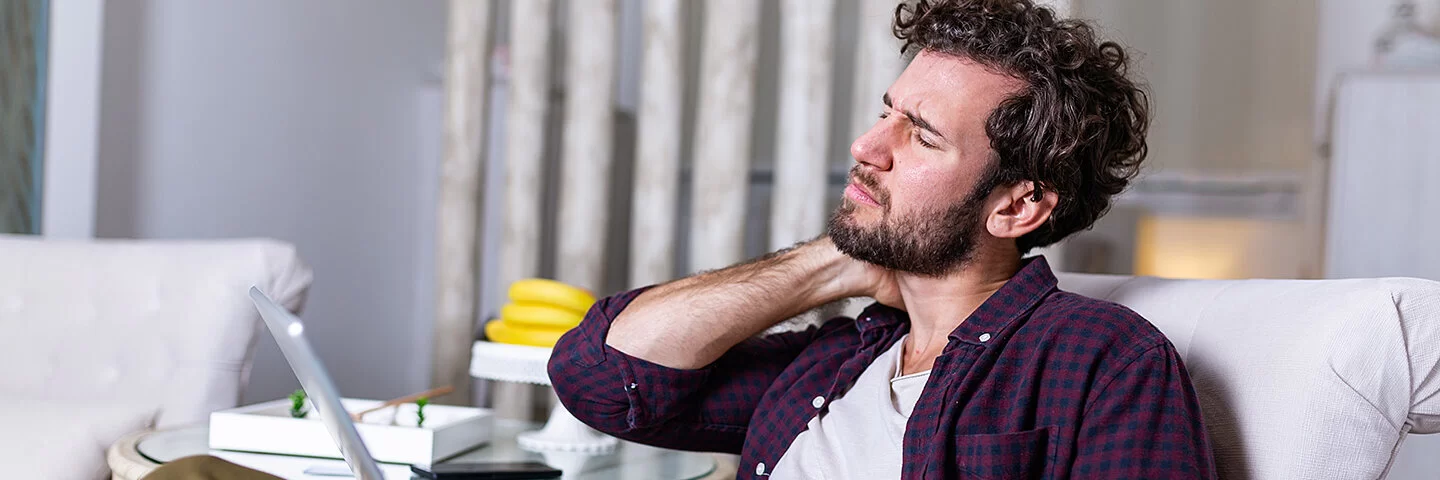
[410,462,562,480]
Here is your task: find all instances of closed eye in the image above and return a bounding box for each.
[914,132,938,149]
[881,112,939,149]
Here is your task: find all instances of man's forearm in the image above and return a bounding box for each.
[605,238,860,369]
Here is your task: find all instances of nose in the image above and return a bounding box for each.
[850,116,895,171]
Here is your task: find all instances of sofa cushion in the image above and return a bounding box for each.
[0,397,157,479]
[1057,274,1440,480]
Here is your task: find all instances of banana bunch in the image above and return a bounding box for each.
[484,279,596,348]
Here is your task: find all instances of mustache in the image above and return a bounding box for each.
[848,166,889,205]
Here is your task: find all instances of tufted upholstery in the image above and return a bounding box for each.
[0,235,312,429]
[1055,273,1440,480]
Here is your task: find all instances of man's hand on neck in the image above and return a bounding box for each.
[606,237,882,370]
[605,235,1024,374]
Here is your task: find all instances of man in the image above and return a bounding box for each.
[548,0,1215,478]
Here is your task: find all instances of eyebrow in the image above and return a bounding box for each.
[883,93,948,142]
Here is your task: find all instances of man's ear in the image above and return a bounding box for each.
[986,181,1058,240]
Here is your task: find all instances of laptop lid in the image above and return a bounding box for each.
[249,287,386,480]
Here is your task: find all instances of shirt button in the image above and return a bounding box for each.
[756,462,767,475]
[978,333,992,342]
[812,396,825,409]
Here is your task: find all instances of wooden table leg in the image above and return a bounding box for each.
[107,429,160,480]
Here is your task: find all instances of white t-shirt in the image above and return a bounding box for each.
[770,335,931,479]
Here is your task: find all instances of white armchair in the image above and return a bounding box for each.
[1058,273,1440,479]
[0,235,311,479]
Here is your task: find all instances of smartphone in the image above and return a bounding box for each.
[409,461,562,480]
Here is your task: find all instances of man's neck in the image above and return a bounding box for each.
[895,248,1022,374]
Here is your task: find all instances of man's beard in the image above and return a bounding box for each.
[828,169,993,277]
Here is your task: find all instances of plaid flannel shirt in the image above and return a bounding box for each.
[549,257,1216,479]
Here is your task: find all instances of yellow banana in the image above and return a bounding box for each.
[508,279,596,314]
[484,319,570,348]
[501,302,585,329]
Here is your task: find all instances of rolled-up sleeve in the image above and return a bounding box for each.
[548,288,819,453]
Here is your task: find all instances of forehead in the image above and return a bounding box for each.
[888,50,1025,136]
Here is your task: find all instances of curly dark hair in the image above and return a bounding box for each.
[894,0,1149,253]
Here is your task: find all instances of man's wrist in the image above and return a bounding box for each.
[793,238,866,304]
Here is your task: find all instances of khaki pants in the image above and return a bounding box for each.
[142,456,282,480]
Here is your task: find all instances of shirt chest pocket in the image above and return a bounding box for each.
[955,427,1051,479]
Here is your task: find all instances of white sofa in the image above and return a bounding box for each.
[0,235,311,479]
[1057,273,1440,479]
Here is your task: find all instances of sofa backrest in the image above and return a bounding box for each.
[0,235,312,428]
[1056,273,1440,479]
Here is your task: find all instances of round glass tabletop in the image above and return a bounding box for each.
[137,420,715,480]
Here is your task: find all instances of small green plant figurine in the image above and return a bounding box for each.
[415,396,429,428]
[289,389,309,418]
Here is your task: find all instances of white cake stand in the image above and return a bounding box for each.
[469,341,619,454]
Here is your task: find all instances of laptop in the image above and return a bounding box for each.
[249,287,387,480]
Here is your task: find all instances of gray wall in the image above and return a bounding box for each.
[1072,0,1319,175]
[95,0,447,403]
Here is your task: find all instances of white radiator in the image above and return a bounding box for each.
[1325,72,1440,280]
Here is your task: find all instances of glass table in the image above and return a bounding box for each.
[122,419,716,480]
